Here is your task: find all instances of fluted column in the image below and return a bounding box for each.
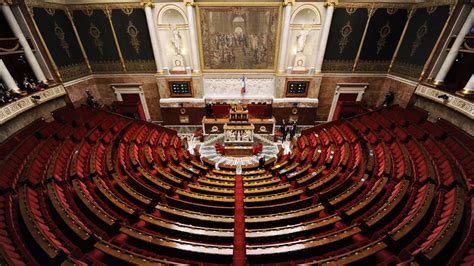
[1,3,47,82]
[144,2,163,73]
[186,1,200,72]
[277,1,293,73]
[0,60,21,93]
[314,2,335,74]
[434,8,474,85]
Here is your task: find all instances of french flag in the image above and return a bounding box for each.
[241,75,246,95]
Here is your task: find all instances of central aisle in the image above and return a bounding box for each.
[233,174,246,265]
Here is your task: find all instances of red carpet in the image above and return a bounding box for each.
[233,175,246,265]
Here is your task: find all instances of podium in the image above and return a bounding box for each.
[224,104,254,144]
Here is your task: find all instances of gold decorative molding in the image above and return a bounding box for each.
[104,7,126,71]
[121,7,133,15]
[142,2,154,8]
[65,8,92,73]
[184,0,194,7]
[125,59,156,72]
[66,2,142,10]
[53,22,71,58]
[353,7,375,71]
[59,63,90,81]
[338,21,352,54]
[195,3,283,73]
[386,8,398,15]
[90,60,123,73]
[388,8,414,72]
[345,7,357,15]
[284,0,295,6]
[356,59,390,73]
[89,22,104,55]
[0,85,66,125]
[410,21,427,57]
[322,59,353,72]
[126,21,140,54]
[377,22,391,55]
[390,61,422,80]
[25,0,63,11]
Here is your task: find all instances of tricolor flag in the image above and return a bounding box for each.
[241,75,246,95]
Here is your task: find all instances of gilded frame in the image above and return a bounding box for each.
[195,2,283,73]
[285,77,312,97]
[168,78,193,97]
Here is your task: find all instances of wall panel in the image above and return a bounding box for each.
[322,8,368,72]
[356,8,407,72]
[31,7,88,81]
[390,5,451,80]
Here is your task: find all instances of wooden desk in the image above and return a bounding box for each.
[223,145,254,157]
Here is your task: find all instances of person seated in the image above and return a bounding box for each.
[0,83,20,104]
[38,80,48,89]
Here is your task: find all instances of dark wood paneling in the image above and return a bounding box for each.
[273,107,318,125]
[161,107,205,125]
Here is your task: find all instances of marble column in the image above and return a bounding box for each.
[456,74,474,96]
[434,8,473,85]
[144,2,163,73]
[1,4,47,82]
[0,60,21,93]
[277,2,293,73]
[314,2,335,74]
[186,2,200,72]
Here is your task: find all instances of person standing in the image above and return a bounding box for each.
[86,90,100,108]
[259,156,265,169]
[280,119,287,142]
[290,121,297,140]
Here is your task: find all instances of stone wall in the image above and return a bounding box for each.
[64,75,163,122]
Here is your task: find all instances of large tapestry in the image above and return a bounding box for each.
[198,6,280,71]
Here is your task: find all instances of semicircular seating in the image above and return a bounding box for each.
[0,104,472,265]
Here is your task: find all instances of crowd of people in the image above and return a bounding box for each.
[279,119,297,142]
[0,76,48,105]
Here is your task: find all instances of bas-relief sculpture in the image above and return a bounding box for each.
[198,6,280,70]
[224,129,253,142]
[203,78,275,99]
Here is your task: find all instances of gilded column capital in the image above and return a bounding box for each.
[284,0,295,7]
[325,1,336,8]
[184,0,194,7]
[142,1,154,8]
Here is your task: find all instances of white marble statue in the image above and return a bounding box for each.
[171,26,182,55]
[296,29,310,54]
